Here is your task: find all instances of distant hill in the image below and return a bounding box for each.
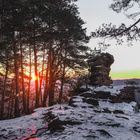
[113,78,140,86]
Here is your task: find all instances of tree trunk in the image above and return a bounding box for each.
[48,50,55,106]
[0,58,8,118]
[33,17,39,108]
[13,39,20,117]
[19,32,26,113]
[42,51,50,107]
[27,45,32,113]
[48,79,55,106]
[0,0,6,119]
[58,64,66,103]
[34,43,39,108]
[0,0,4,42]
[59,50,67,103]
[39,48,45,105]
[8,81,14,118]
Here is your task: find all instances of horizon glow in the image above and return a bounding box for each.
[110,70,140,79]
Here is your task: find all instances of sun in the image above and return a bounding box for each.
[31,74,40,81]
[24,70,40,81]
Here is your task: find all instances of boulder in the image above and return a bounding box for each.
[79,92,95,98]
[119,86,137,103]
[88,52,114,86]
[83,98,99,106]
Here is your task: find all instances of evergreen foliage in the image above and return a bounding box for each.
[0,0,89,119]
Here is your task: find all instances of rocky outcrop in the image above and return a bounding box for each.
[1,80,140,140]
[135,88,140,107]
[88,52,114,86]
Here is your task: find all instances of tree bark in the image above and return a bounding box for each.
[13,35,20,117]
[42,51,50,107]
[0,57,8,118]
[19,32,26,113]
[58,64,65,104]
[48,50,55,106]
[39,48,45,105]
[59,49,67,103]
[27,45,32,113]
[33,16,39,108]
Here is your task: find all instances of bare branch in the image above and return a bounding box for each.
[113,18,140,36]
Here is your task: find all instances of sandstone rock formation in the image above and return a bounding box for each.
[88,52,114,86]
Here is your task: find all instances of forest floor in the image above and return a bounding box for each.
[0,79,140,140]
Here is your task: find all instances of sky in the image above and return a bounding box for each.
[77,0,140,74]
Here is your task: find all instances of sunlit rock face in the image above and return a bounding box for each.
[88,52,114,86]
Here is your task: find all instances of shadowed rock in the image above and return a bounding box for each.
[88,52,114,86]
[135,88,140,108]
[83,98,99,106]
[96,129,112,138]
